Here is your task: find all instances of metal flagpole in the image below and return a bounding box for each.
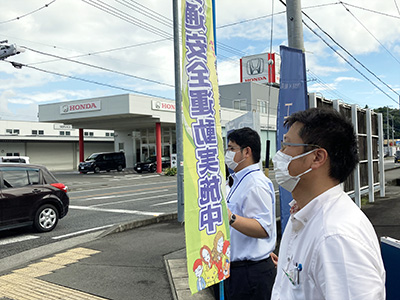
[172,0,184,222]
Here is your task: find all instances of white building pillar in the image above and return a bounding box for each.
[114,130,134,169]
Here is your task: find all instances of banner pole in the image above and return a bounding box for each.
[172,0,184,222]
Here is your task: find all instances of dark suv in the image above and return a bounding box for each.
[134,156,171,173]
[79,151,126,174]
[395,150,400,163]
[0,164,69,232]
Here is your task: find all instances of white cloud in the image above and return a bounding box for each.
[0,0,398,117]
[334,77,362,83]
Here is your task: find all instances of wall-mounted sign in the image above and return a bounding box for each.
[60,100,101,114]
[54,124,73,130]
[152,100,176,112]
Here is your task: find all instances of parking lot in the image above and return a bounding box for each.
[0,170,178,262]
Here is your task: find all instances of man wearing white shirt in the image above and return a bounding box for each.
[271,108,385,300]
[224,127,276,300]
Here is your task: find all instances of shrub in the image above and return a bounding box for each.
[164,167,177,176]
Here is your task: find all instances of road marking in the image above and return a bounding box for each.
[151,200,177,206]
[84,189,169,201]
[68,180,177,194]
[69,205,163,216]
[70,185,175,199]
[0,235,40,246]
[90,192,177,207]
[52,224,115,240]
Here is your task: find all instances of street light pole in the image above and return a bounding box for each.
[387,106,390,156]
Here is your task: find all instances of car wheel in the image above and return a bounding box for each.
[94,166,100,173]
[150,165,156,173]
[117,165,123,172]
[34,204,59,232]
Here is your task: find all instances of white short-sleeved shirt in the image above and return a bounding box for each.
[271,185,386,300]
[227,163,276,262]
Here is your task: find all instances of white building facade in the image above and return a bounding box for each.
[1,82,278,171]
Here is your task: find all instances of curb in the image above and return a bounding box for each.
[98,212,178,238]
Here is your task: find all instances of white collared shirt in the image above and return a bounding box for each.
[271,185,386,300]
[227,163,276,261]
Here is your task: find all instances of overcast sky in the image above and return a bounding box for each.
[0,0,399,121]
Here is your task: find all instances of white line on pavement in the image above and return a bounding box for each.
[89,193,177,207]
[52,224,115,240]
[68,180,176,194]
[151,200,177,206]
[84,189,169,201]
[0,235,40,246]
[69,205,163,216]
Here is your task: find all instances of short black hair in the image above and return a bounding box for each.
[284,107,359,183]
[227,127,261,163]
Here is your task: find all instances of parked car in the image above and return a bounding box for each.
[0,156,30,163]
[394,150,400,163]
[79,151,126,174]
[0,163,69,232]
[134,156,171,173]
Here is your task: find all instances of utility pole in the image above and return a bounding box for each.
[172,0,184,222]
[387,106,390,156]
[285,0,305,51]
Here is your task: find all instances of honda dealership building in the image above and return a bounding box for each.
[1,54,281,171]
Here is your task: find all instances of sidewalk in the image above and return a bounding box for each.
[0,167,399,300]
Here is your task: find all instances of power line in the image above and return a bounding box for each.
[28,38,169,65]
[303,20,399,105]
[278,0,399,105]
[82,0,247,58]
[115,0,172,27]
[2,59,173,100]
[0,0,56,25]
[340,2,400,66]
[301,9,400,99]
[82,0,172,39]
[216,3,339,29]
[340,1,400,19]
[395,0,400,15]
[307,69,358,104]
[22,46,174,88]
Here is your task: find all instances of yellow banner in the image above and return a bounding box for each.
[181,0,230,294]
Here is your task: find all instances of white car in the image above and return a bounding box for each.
[0,44,24,60]
[0,156,30,163]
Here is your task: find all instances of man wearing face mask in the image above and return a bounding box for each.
[271,108,385,299]
[224,127,276,300]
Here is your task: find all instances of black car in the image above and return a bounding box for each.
[0,164,69,232]
[79,151,126,174]
[134,156,171,173]
[395,150,400,163]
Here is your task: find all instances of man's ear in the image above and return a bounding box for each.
[244,146,252,158]
[311,148,328,169]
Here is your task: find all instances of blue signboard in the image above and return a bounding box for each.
[381,237,400,300]
[276,45,308,232]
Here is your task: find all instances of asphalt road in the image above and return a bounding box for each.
[0,171,178,260]
[0,158,396,265]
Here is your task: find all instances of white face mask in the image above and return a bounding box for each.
[224,150,245,171]
[272,149,316,192]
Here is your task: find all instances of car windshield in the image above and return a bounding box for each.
[144,156,157,163]
[86,154,99,161]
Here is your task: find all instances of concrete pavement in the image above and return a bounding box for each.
[0,166,399,300]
